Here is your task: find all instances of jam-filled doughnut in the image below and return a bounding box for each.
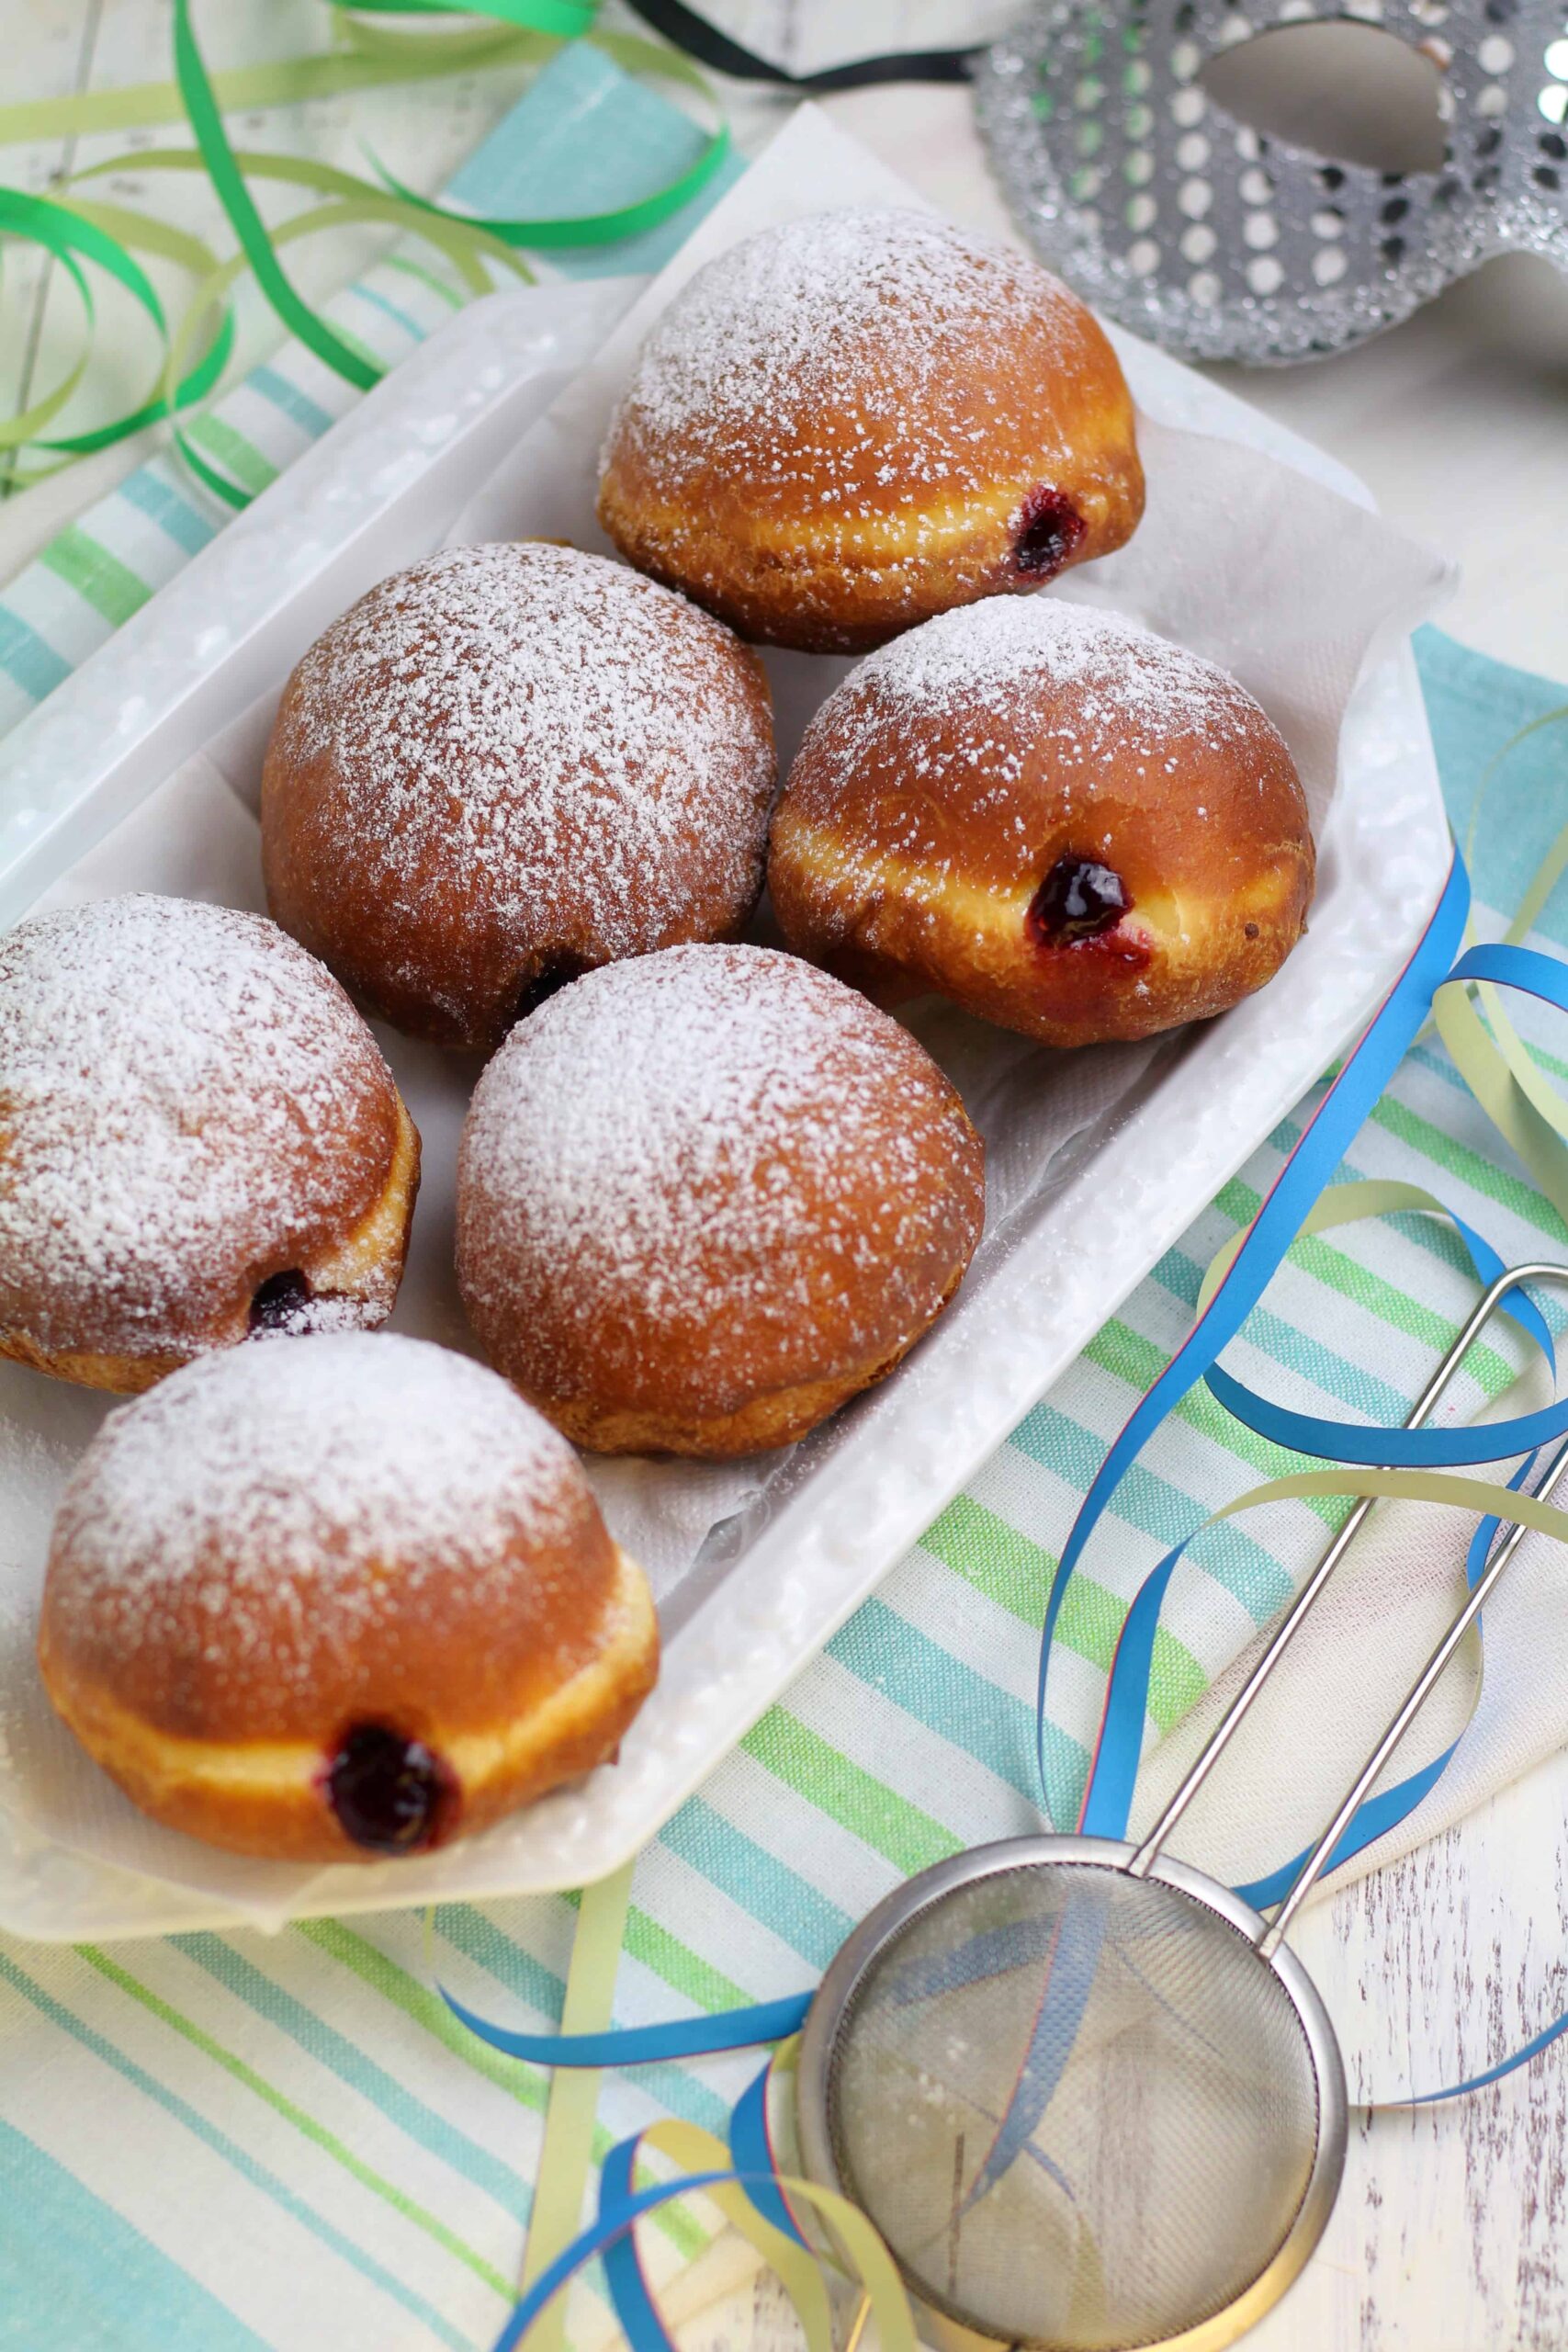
[261,541,777,1052]
[456,944,986,1456]
[0,893,419,1394]
[39,1333,659,1861]
[597,207,1144,654]
[767,598,1314,1047]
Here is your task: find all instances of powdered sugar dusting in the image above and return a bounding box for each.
[269,541,774,978]
[0,895,397,1361]
[605,207,1075,504]
[47,1334,584,1677]
[458,944,982,1396]
[823,596,1263,760]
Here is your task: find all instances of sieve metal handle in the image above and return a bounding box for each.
[1258,1419,1568,1954]
[1129,1259,1568,1883]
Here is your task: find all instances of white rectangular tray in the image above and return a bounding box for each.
[0,120,1452,1939]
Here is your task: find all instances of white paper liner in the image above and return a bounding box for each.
[0,109,1453,1930]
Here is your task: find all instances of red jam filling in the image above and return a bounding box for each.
[1027,856,1131,945]
[326,1724,456,1854]
[1013,488,1088,578]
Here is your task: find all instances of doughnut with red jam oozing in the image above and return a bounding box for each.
[38,1334,658,1862]
[261,540,776,1053]
[597,207,1144,654]
[456,944,986,1457]
[767,597,1314,1048]
[0,893,419,1394]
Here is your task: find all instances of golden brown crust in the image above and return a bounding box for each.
[767,601,1314,1048]
[535,1256,970,1457]
[39,1545,658,1864]
[456,944,986,1456]
[0,896,418,1391]
[597,208,1143,653]
[0,1095,421,1397]
[38,1335,659,1861]
[261,542,778,1052]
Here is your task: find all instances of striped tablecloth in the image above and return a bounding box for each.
[4,43,1568,2352]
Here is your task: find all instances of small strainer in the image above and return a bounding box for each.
[799,1838,1340,2352]
[796,1262,1568,2352]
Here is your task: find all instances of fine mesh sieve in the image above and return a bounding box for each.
[796,1262,1568,2352]
[808,1845,1337,2352]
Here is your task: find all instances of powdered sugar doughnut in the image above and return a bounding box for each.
[262,541,778,1052]
[598,207,1144,654]
[39,1333,658,1861]
[0,893,419,1393]
[456,944,986,1456]
[768,598,1314,1047]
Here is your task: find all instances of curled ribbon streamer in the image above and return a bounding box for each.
[440,1982,812,2067]
[492,2157,915,2352]
[1032,847,1472,1800]
[0,186,233,487]
[728,2049,810,2249]
[0,0,728,487]
[600,2115,832,2352]
[1187,1172,1555,1897]
[127,183,520,505]
[338,0,599,34]
[0,24,715,141]
[1,0,986,484]
[520,1865,633,2352]
[369,118,730,251]
[44,201,237,450]
[172,0,489,394]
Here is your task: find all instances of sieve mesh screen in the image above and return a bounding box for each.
[825,1862,1321,2351]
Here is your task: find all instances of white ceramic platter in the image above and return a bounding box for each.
[0,118,1452,1939]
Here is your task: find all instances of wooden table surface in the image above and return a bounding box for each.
[4,6,1568,2348]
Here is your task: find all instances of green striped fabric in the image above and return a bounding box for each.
[5,48,1568,2352]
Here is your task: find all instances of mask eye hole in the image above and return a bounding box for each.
[1200,22,1448,177]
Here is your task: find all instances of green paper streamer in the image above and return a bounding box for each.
[0,185,233,486]
[0,0,726,491]
[333,0,598,33]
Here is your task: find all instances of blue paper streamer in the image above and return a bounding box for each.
[728,2062,807,2247]
[439,1985,811,2066]
[600,2133,671,2352]
[1035,849,1472,1807]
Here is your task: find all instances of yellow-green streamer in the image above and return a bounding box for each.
[522,1865,633,2352]
[0,0,725,495]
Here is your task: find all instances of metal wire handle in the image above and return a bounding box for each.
[1259,1420,1568,1953]
[1129,1261,1568,1928]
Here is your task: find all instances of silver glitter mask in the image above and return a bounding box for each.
[976,0,1568,361]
